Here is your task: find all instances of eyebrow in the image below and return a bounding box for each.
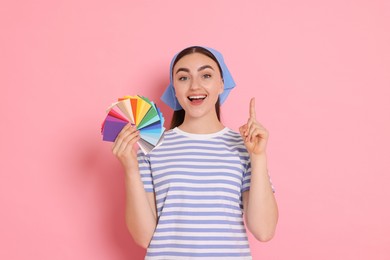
[175,65,215,74]
[198,65,214,71]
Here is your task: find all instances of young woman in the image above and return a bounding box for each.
[112,46,278,259]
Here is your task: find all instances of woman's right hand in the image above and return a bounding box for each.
[112,124,141,173]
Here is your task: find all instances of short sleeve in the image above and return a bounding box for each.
[241,159,252,193]
[137,149,154,193]
[241,157,275,193]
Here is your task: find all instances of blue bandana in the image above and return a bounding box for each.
[160,46,236,111]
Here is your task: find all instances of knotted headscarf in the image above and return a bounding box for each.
[161,46,236,111]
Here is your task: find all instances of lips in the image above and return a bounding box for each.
[188,95,207,102]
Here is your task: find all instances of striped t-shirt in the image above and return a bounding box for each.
[138,127,252,259]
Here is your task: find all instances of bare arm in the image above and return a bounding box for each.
[242,154,278,241]
[239,98,278,242]
[112,124,157,248]
[124,170,157,248]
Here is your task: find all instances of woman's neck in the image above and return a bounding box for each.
[178,114,225,134]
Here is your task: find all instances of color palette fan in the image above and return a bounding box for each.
[101,95,165,154]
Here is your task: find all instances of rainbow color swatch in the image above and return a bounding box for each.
[101,95,165,154]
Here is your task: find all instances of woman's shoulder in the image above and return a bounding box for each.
[224,127,241,137]
[222,127,244,142]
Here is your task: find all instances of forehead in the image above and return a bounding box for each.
[173,53,219,71]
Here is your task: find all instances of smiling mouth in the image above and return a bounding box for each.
[188,95,207,102]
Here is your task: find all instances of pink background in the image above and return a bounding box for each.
[1,0,389,259]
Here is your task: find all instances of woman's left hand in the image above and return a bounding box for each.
[239,98,269,156]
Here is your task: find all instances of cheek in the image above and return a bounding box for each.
[173,85,185,98]
[206,80,223,96]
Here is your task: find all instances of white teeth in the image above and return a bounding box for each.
[188,95,206,100]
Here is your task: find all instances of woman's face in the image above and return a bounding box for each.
[173,52,223,119]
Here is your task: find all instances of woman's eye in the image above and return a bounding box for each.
[202,74,211,79]
[178,76,188,81]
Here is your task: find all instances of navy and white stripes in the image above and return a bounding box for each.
[138,127,252,259]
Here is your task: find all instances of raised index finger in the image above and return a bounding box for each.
[249,97,256,119]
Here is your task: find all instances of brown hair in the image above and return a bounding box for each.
[169,46,222,129]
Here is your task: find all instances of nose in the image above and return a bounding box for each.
[189,77,201,90]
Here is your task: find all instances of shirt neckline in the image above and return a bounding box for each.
[173,127,229,140]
